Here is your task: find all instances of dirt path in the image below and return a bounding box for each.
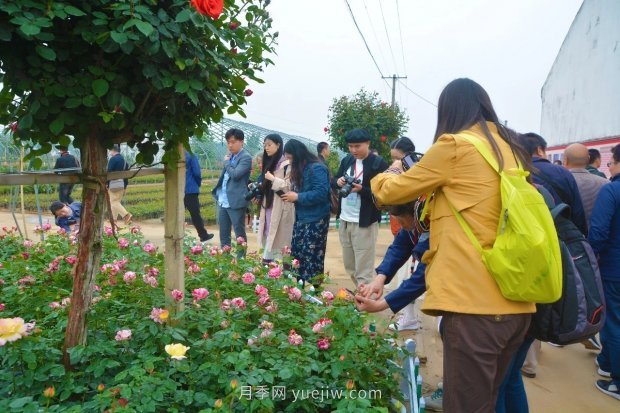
[0,210,616,412]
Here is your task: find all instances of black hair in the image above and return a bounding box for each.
[612,144,620,163]
[518,133,548,157]
[317,141,329,155]
[390,137,415,154]
[50,201,65,215]
[111,144,120,152]
[225,128,244,141]
[386,201,416,217]
[261,134,284,209]
[283,139,318,188]
[434,78,529,171]
[588,148,601,164]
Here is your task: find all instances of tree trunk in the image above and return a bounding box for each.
[164,144,186,315]
[62,133,107,368]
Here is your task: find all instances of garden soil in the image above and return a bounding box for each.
[1,210,616,412]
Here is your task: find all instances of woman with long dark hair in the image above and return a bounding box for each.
[368,78,535,412]
[280,139,331,281]
[257,134,294,262]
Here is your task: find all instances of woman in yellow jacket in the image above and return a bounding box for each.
[368,78,536,412]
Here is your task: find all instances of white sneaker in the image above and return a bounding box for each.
[388,315,421,331]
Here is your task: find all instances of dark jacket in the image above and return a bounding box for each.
[588,174,620,282]
[107,153,129,188]
[185,153,202,195]
[295,162,331,224]
[333,153,388,227]
[586,165,607,179]
[54,152,79,172]
[375,231,429,313]
[532,157,587,235]
[55,202,82,232]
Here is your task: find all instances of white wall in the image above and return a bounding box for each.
[541,0,620,145]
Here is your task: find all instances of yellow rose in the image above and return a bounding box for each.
[165,343,190,360]
[43,386,55,398]
[0,317,27,345]
[159,310,169,321]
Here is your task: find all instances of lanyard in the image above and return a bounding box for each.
[351,161,364,181]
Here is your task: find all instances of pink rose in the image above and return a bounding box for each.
[104,226,114,236]
[260,329,272,338]
[143,243,156,254]
[192,288,209,301]
[190,245,203,255]
[65,255,77,265]
[259,320,273,330]
[254,284,269,296]
[291,259,300,268]
[118,238,129,249]
[267,267,282,279]
[23,240,34,248]
[147,267,160,278]
[317,337,331,351]
[257,294,271,306]
[231,297,246,309]
[288,287,302,301]
[288,329,303,346]
[236,236,246,244]
[220,299,231,311]
[42,222,52,231]
[49,301,61,309]
[171,289,184,302]
[123,271,136,284]
[0,303,5,311]
[187,263,201,274]
[265,302,278,313]
[149,308,169,324]
[222,245,232,253]
[115,329,132,341]
[312,318,333,334]
[321,291,335,303]
[242,272,255,284]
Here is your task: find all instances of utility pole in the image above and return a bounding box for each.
[382,74,407,107]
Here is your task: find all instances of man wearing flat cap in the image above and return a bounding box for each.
[333,129,388,287]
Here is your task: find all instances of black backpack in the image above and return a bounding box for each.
[529,201,606,344]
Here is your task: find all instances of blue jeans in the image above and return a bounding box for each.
[496,335,534,413]
[597,280,620,386]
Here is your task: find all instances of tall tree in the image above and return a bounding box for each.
[0,0,276,367]
[327,88,409,160]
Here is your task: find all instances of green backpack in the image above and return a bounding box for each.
[449,133,563,303]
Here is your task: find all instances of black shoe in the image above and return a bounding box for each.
[595,380,620,401]
[201,233,214,242]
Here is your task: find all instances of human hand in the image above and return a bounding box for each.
[281,191,298,203]
[337,177,346,187]
[224,154,231,161]
[390,159,403,171]
[265,171,275,181]
[354,295,389,313]
[358,276,386,299]
[351,183,363,193]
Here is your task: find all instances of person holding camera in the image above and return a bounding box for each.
[256,134,294,263]
[334,128,388,287]
[212,128,252,257]
[280,139,331,281]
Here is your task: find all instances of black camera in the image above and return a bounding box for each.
[245,182,263,201]
[339,174,362,197]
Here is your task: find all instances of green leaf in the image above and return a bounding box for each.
[92,79,109,97]
[31,158,42,170]
[9,397,32,409]
[49,117,64,135]
[19,23,40,36]
[65,97,82,108]
[110,31,128,44]
[120,95,135,113]
[36,45,56,61]
[64,5,86,17]
[175,9,191,23]
[82,95,97,107]
[135,20,154,37]
[175,80,189,93]
[59,135,71,147]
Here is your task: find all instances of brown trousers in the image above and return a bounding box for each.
[441,312,530,413]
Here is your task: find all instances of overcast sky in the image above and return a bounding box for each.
[230,0,584,151]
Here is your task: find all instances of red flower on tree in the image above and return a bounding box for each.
[190,0,224,19]
[244,89,253,97]
[323,127,329,133]
[230,21,239,30]
[380,135,387,142]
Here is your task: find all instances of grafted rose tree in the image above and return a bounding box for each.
[0,0,276,367]
[327,88,409,160]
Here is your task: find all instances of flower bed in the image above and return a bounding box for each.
[0,226,401,412]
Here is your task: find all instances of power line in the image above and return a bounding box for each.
[395,0,408,75]
[343,0,391,89]
[398,79,437,107]
[362,0,390,75]
[378,0,399,75]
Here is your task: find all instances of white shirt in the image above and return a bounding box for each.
[339,159,363,223]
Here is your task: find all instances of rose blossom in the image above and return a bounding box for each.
[23,240,34,248]
[143,243,156,254]
[259,320,273,330]
[118,238,129,249]
[317,337,331,351]
[143,275,158,288]
[190,245,203,255]
[192,288,209,301]
[260,329,272,338]
[187,263,201,274]
[220,299,231,311]
[312,318,333,334]
[149,308,169,324]
[104,226,114,236]
[288,329,303,346]
[257,294,271,306]
[171,289,184,302]
[267,267,282,279]
[321,291,335,303]
[147,267,160,278]
[265,302,278,313]
[190,0,224,19]
[123,271,136,284]
[18,275,35,285]
[236,236,246,244]
[231,297,246,309]
[133,240,140,246]
[242,272,255,284]
[288,287,302,301]
[65,255,77,265]
[222,245,232,253]
[291,259,300,268]
[115,329,132,341]
[254,284,269,296]
[220,319,230,328]
[0,303,5,311]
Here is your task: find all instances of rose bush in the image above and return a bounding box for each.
[0,226,402,411]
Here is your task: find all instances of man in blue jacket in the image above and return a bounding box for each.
[185,151,213,243]
[589,144,620,400]
[212,128,252,257]
[50,200,81,233]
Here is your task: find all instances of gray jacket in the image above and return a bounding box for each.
[212,148,252,209]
